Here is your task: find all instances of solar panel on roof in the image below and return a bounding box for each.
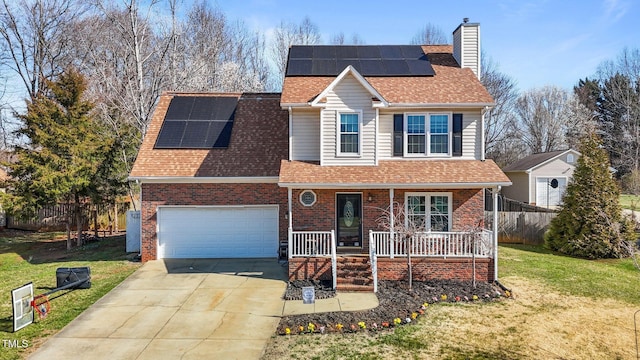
[155,121,186,148]
[359,60,385,75]
[213,97,239,120]
[336,59,360,73]
[164,97,194,120]
[313,46,336,58]
[383,60,410,75]
[205,121,234,148]
[406,59,435,76]
[287,59,312,75]
[288,46,313,58]
[336,46,358,59]
[179,121,210,147]
[285,45,435,77]
[378,46,404,59]
[357,46,381,59]
[189,97,216,120]
[312,59,337,75]
[154,96,237,149]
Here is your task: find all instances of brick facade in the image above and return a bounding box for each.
[288,257,494,283]
[290,188,485,254]
[377,257,494,282]
[140,182,287,262]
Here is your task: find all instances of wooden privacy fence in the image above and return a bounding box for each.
[7,202,130,232]
[485,211,557,246]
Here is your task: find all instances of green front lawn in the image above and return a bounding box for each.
[499,244,640,305]
[0,231,140,360]
[620,194,640,210]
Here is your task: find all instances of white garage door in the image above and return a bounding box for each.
[536,177,567,207]
[157,206,278,259]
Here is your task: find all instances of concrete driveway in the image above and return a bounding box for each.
[29,258,289,360]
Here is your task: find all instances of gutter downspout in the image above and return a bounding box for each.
[493,185,501,281]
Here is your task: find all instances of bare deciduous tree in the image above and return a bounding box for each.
[270,16,321,83]
[596,48,640,176]
[513,86,571,154]
[0,0,86,98]
[481,52,519,166]
[410,22,449,45]
[330,32,365,45]
[375,201,427,291]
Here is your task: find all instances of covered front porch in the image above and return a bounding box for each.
[278,160,510,292]
[283,187,501,292]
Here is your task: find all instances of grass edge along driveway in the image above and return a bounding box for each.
[0,232,141,360]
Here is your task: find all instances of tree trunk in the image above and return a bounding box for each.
[75,194,83,247]
[406,236,413,291]
[66,204,72,250]
[114,202,119,232]
[93,207,99,239]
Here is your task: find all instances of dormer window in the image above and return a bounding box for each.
[404,113,452,157]
[567,154,575,163]
[337,111,362,156]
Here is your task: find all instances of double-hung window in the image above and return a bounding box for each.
[406,193,452,232]
[407,115,426,154]
[338,112,361,156]
[404,113,452,156]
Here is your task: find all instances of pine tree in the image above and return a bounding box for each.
[4,68,111,249]
[545,133,635,258]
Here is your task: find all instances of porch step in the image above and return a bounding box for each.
[335,256,373,292]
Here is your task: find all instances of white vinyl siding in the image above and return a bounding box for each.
[321,74,376,165]
[453,23,480,79]
[377,109,481,160]
[378,112,393,157]
[291,109,320,161]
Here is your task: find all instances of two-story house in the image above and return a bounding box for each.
[129,20,511,292]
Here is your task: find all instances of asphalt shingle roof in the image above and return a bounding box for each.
[130,93,288,178]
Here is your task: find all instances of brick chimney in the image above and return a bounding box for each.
[453,18,481,79]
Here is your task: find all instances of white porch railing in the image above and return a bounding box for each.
[289,230,337,290]
[370,230,493,258]
[368,230,378,293]
[290,231,334,256]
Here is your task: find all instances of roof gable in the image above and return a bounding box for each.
[310,65,388,107]
[503,150,580,172]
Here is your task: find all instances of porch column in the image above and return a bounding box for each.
[493,186,500,281]
[288,187,293,259]
[389,188,394,259]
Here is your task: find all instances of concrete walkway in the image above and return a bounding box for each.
[29,259,378,360]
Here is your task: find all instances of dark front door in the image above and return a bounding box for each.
[336,193,362,247]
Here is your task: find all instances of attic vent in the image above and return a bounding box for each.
[299,190,317,207]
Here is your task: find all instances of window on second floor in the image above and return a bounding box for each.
[404,113,452,156]
[337,112,361,156]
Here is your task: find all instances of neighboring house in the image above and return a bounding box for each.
[501,149,580,208]
[129,20,511,291]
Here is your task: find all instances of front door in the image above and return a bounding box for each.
[336,193,362,247]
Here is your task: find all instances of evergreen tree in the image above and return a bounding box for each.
[545,133,635,259]
[4,68,111,248]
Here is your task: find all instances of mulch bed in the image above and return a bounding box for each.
[278,279,508,335]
